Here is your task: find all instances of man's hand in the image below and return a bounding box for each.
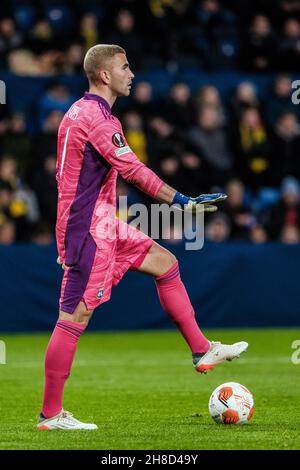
[172,192,227,212]
[188,193,228,212]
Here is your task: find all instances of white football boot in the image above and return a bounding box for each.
[194,341,248,374]
[37,410,98,430]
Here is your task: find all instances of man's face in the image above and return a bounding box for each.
[107,53,134,97]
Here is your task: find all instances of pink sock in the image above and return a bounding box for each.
[41,319,86,418]
[155,261,210,354]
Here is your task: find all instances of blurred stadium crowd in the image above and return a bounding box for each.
[1,0,300,245]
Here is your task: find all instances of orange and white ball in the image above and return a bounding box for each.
[209,382,254,424]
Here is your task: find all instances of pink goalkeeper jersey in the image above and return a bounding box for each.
[56,92,164,266]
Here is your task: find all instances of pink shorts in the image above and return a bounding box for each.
[59,220,153,313]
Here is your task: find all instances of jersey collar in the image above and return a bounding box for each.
[84,92,111,114]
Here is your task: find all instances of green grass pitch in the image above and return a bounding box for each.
[0,328,299,450]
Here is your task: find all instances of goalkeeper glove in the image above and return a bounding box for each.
[172,192,227,212]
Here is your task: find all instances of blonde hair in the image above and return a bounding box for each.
[83,44,126,84]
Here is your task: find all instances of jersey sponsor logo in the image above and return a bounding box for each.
[114,145,132,157]
[112,132,125,147]
[68,105,80,120]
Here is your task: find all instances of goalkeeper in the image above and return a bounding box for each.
[38,44,248,430]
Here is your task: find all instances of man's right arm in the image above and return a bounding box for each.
[155,183,177,204]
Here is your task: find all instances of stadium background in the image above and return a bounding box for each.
[0,0,300,331]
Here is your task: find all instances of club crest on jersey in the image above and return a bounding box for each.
[68,105,80,120]
[97,288,104,299]
[112,133,125,147]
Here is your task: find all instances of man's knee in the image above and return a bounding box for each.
[153,245,177,275]
[163,250,177,270]
[59,301,94,326]
[137,242,177,277]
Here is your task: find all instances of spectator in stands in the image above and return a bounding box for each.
[277,0,300,21]
[26,19,54,54]
[0,179,31,242]
[230,82,261,123]
[0,117,9,159]
[79,13,99,51]
[205,212,231,242]
[7,48,40,75]
[42,109,63,134]
[189,0,237,69]
[240,14,276,71]
[0,155,19,188]
[279,18,300,70]
[32,154,57,230]
[280,224,300,243]
[0,155,39,227]
[107,9,143,70]
[186,106,233,189]
[194,0,236,35]
[265,75,296,126]
[123,111,148,164]
[234,107,271,190]
[0,219,16,245]
[157,154,181,190]
[221,179,255,239]
[147,116,183,169]
[270,112,300,184]
[177,151,203,196]
[33,110,64,168]
[146,0,192,66]
[268,176,300,239]
[30,220,55,245]
[37,84,74,129]
[0,18,24,67]
[162,82,196,130]
[195,85,227,125]
[38,49,65,76]
[63,42,85,74]
[0,113,32,176]
[129,81,155,124]
[249,224,268,243]
[24,20,64,75]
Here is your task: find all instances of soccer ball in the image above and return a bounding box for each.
[208,382,254,424]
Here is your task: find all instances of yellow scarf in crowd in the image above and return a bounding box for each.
[239,124,269,173]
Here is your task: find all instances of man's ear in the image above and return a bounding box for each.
[99,69,110,85]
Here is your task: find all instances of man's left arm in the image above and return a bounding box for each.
[90,119,226,211]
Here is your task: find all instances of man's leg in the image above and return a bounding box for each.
[137,241,210,354]
[136,241,248,373]
[40,301,93,420]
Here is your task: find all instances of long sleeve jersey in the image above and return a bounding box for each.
[56,92,164,266]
